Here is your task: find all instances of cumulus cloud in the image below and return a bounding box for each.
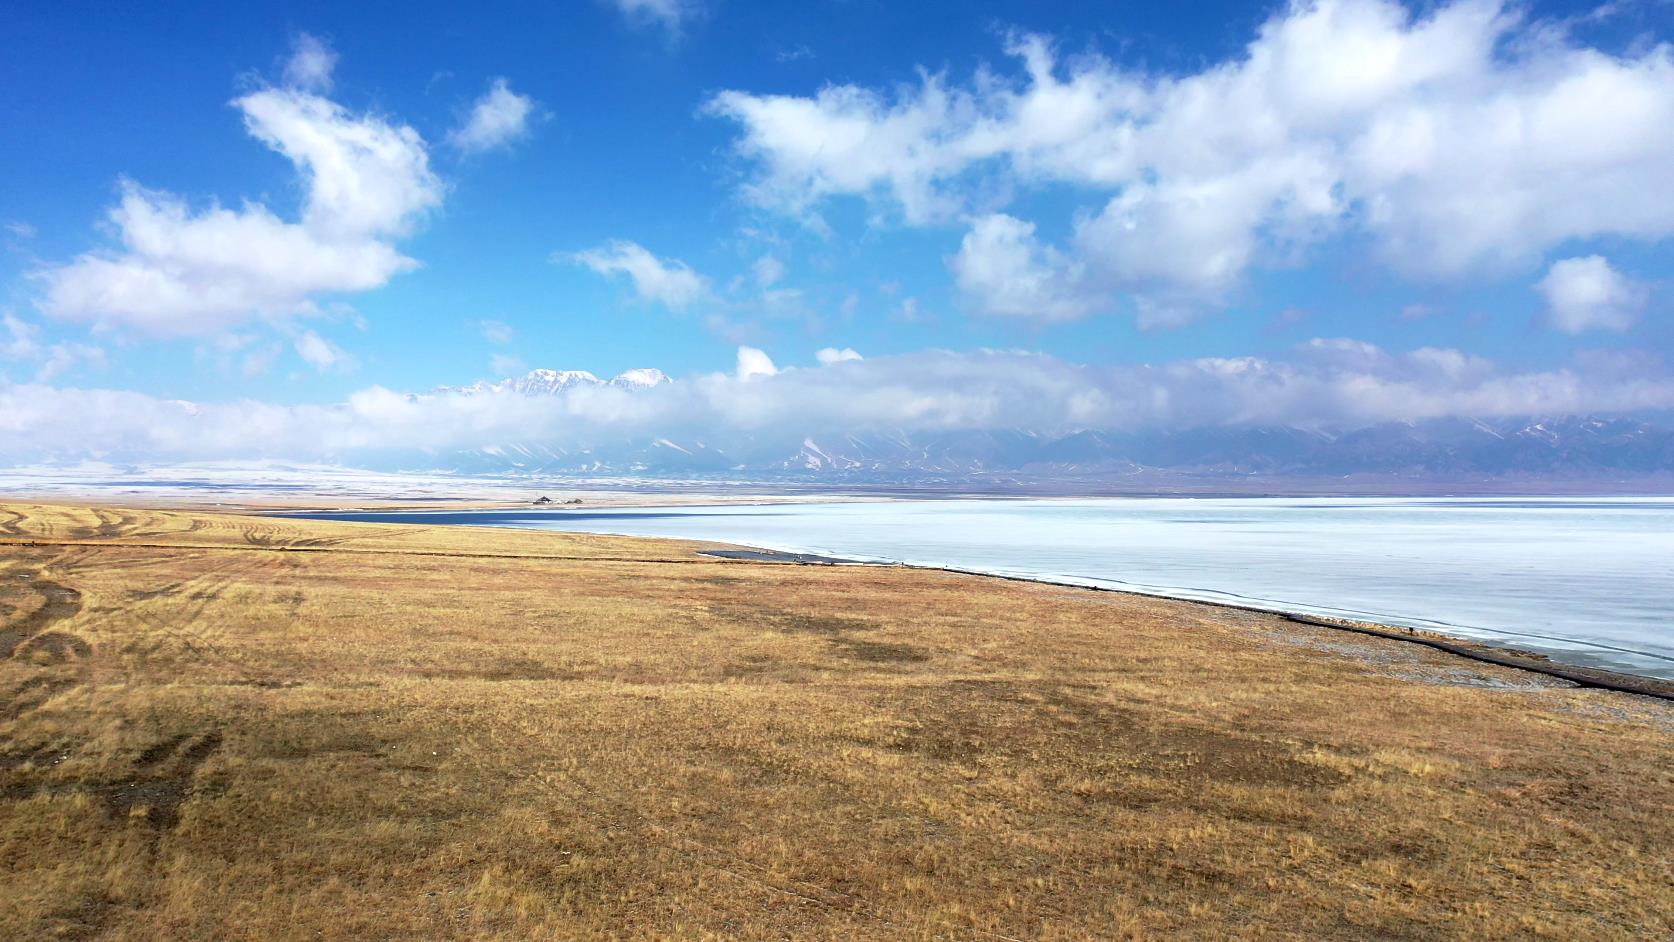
[3,341,1672,464]
[283,33,338,91]
[736,345,778,379]
[34,51,441,336]
[815,347,862,365]
[237,87,441,239]
[567,240,708,309]
[948,214,1096,322]
[1536,255,1649,333]
[707,0,1674,322]
[449,78,537,153]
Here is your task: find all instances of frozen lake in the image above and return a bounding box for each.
[300,497,1674,680]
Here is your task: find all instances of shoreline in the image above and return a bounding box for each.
[3,501,1670,936]
[921,562,1674,702]
[9,492,1670,693]
[5,464,1674,515]
[697,546,1674,702]
[265,503,1674,697]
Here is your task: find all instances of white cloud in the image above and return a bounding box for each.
[3,341,1673,463]
[948,214,1096,322]
[707,1,1674,322]
[567,240,708,309]
[34,344,106,382]
[1536,255,1649,333]
[34,56,441,336]
[2,313,41,360]
[283,33,338,91]
[736,345,778,379]
[37,182,418,336]
[449,78,538,153]
[2,313,104,382]
[705,77,970,225]
[293,330,355,372]
[237,87,441,239]
[609,0,697,38]
[815,347,862,365]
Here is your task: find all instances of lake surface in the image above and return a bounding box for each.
[298,497,1674,680]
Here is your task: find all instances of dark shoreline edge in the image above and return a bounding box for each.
[261,509,1674,702]
[702,547,1674,703]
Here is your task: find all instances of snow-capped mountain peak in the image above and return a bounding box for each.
[611,368,671,389]
[434,367,671,397]
[508,369,600,394]
[440,415,1674,482]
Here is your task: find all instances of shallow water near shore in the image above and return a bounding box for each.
[298,496,1674,680]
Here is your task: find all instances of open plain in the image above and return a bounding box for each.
[0,502,1670,940]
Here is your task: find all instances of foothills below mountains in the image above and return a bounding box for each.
[413,370,1674,487]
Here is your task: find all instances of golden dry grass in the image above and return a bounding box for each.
[0,501,1670,940]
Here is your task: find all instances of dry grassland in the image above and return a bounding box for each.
[0,502,1670,940]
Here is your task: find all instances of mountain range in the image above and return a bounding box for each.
[414,369,1674,487]
[433,367,671,396]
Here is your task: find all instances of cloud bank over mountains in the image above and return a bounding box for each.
[4,342,1672,465]
[4,2,1669,476]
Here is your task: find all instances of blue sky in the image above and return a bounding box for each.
[1,0,1672,461]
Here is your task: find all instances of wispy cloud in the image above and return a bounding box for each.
[566,240,709,309]
[2,312,104,382]
[282,33,337,91]
[478,320,516,344]
[293,330,356,373]
[607,0,698,39]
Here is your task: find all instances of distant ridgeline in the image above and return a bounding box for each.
[425,414,1674,488]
